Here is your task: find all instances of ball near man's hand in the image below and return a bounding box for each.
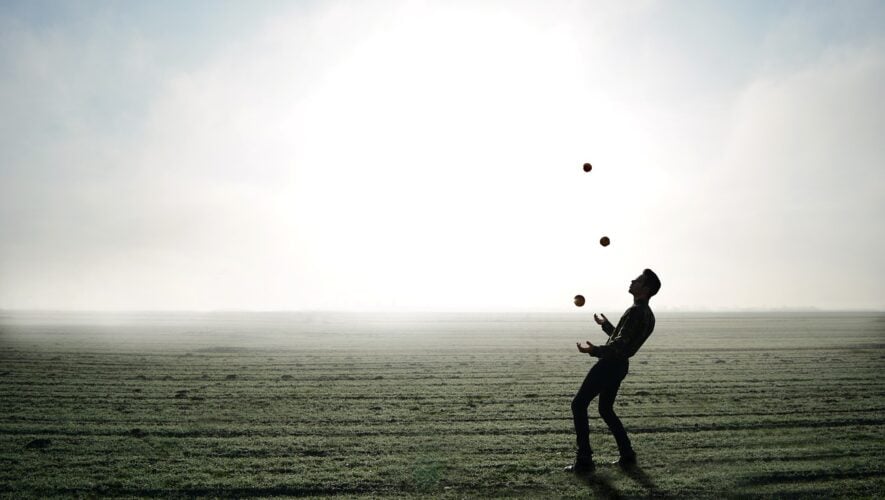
[574,295,586,307]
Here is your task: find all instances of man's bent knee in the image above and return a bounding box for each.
[571,397,589,414]
[598,403,616,420]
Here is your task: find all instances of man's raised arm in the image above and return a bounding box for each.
[591,310,648,359]
[594,313,615,336]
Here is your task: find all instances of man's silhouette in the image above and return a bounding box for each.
[566,269,661,474]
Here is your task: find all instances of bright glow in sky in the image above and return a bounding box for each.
[1,0,883,311]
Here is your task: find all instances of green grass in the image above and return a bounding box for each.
[1,312,883,497]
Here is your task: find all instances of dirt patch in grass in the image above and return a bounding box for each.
[299,449,328,457]
[25,439,52,449]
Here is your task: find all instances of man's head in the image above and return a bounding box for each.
[629,269,661,300]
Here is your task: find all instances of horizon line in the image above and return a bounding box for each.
[1,307,883,314]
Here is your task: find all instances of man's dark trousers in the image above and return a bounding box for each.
[571,358,633,459]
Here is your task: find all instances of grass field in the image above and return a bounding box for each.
[1,311,883,498]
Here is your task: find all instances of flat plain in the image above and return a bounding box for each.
[1,311,883,498]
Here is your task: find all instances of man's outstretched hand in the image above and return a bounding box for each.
[593,313,608,326]
[576,341,595,354]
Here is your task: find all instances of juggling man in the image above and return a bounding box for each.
[566,269,661,473]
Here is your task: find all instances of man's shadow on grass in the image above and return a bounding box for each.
[578,472,623,500]
[575,465,659,499]
[623,464,659,496]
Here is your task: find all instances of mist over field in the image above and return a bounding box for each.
[1,310,882,351]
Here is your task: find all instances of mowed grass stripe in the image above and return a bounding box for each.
[2,416,882,440]
[5,369,883,386]
[4,424,878,454]
[4,404,884,425]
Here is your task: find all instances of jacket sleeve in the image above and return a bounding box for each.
[601,318,615,336]
[592,310,645,359]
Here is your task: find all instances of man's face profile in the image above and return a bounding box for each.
[629,274,645,296]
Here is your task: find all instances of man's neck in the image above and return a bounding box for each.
[633,297,649,306]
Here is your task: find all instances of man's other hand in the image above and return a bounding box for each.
[593,313,608,326]
[576,341,595,354]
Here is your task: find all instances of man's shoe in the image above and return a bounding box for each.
[564,458,595,474]
[611,453,637,468]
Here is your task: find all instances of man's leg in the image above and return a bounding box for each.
[598,376,634,461]
[571,364,605,461]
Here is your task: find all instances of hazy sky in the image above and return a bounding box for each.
[1,0,883,311]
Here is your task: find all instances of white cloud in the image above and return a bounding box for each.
[666,44,885,309]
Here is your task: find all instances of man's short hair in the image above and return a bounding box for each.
[643,269,661,297]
